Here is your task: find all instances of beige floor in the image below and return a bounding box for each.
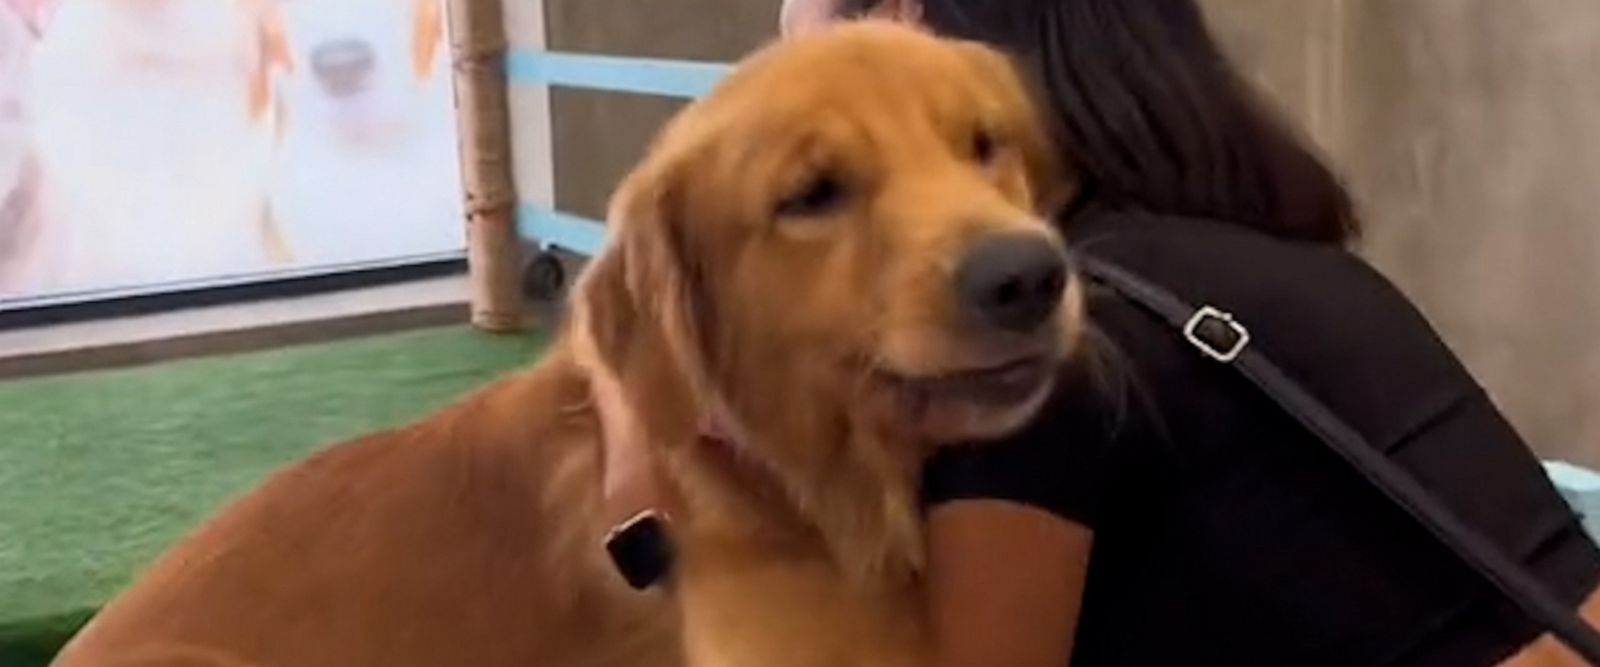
[0,275,472,379]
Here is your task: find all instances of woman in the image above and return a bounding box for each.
[599,1,1600,665]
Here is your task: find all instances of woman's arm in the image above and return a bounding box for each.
[926,499,1092,667]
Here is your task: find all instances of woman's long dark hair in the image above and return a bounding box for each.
[838,0,1358,244]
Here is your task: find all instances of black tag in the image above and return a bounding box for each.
[604,510,675,590]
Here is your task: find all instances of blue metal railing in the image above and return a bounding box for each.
[507,50,731,99]
[516,204,607,257]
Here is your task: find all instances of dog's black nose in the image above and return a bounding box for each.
[956,233,1068,333]
[311,39,376,97]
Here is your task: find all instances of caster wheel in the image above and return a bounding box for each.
[522,251,567,302]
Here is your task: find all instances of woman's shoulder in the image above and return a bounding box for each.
[1066,207,1379,290]
[1065,206,1479,450]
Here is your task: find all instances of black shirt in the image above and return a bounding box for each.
[922,209,1600,667]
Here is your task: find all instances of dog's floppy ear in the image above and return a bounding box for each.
[954,41,1073,215]
[571,150,716,408]
[412,0,444,82]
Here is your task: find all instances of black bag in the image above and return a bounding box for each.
[1080,254,1600,665]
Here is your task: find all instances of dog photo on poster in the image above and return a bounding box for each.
[0,0,465,305]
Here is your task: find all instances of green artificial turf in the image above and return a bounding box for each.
[0,325,548,666]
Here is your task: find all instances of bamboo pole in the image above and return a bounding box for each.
[446,0,524,332]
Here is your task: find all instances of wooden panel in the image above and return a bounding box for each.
[533,0,779,222]
[549,90,687,222]
[544,0,776,61]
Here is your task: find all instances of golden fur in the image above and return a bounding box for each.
[50,22,1079,667]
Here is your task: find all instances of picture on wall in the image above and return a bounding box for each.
[0,0,465,308]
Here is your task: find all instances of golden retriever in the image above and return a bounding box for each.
[49,21,1079,667]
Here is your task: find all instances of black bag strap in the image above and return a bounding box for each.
[1078,254,1600,664]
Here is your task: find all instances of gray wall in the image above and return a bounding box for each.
[503,0,1600,466]
[1206,0,1600,466]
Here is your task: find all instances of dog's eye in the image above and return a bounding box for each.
[776,175,846,218]
[972,129,998,164]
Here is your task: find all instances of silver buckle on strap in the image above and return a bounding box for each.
[1183,306,1250,363]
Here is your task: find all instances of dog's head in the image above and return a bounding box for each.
[579,22,1078,448]
[572,24,1079,575]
